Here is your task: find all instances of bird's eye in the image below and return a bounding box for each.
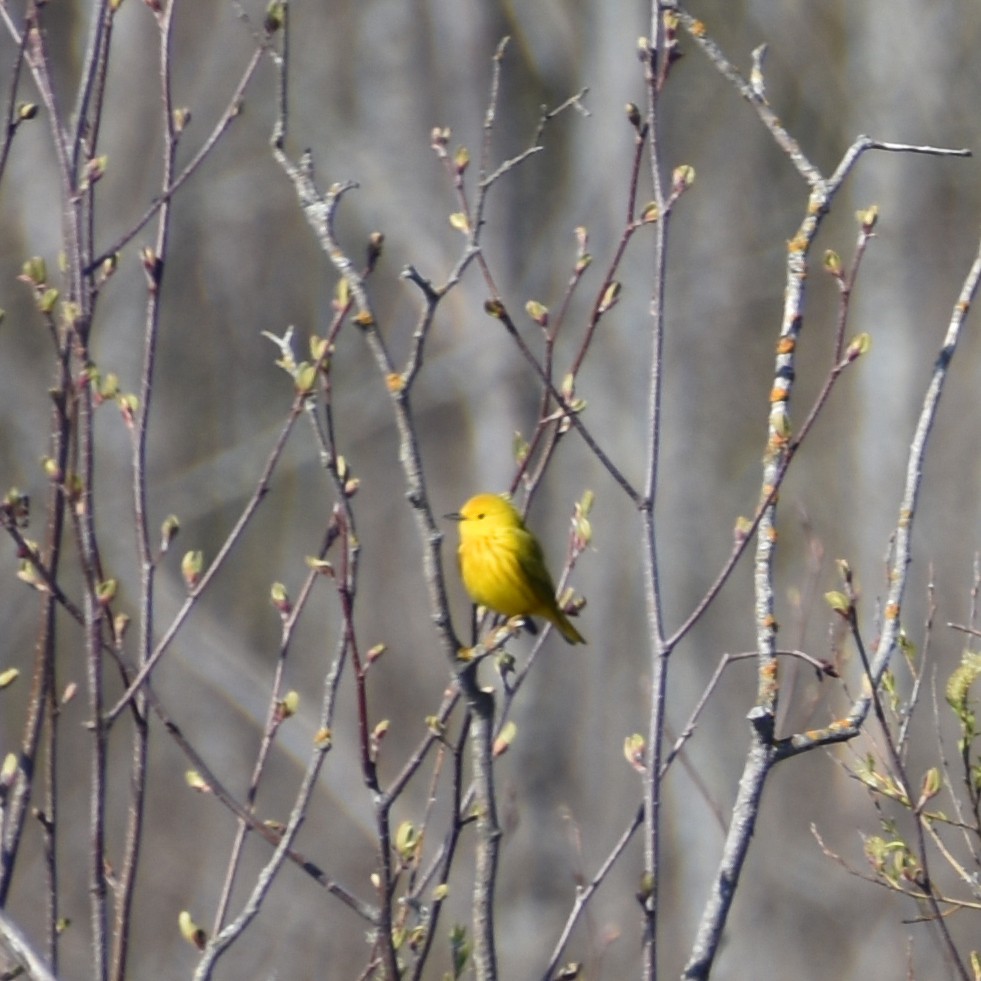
[477,512,485,520]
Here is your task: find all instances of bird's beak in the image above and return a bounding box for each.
[444,511,462,521]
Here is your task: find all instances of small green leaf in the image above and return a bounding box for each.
[38,288,59,314]
[160,514,180,552]
[823,250,843,277]
[185,770,209,792]
[172,107,191,133]
[294,362,318,395]
[845,332,872,361]
[280,690,299,717]
[449,924,471,979]
[263,0,285,32]
[181,550,204,589]
[525,300,548,326]
[96,579,117,605]
[672,164,695,191]
[270,582,291,614]
[918,767,941,806]
[492,721,517,757]
[512,430,529,464]
[178,910,206,950]
[855,205,879,232]
[640,202,660,223]
[624,733,646,772]
[395,821,420,862]
[598,281,621,314]
[20,256,46,286]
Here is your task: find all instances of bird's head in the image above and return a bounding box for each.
[449,493,523,533]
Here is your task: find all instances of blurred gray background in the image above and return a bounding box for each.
[1,0,979,977]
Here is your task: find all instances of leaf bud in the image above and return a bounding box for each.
[181,550,204,589]
[178,911,206,950]
[270,581,292,616]
[525,300,548,326]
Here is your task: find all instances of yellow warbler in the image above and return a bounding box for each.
[449,493,585,645]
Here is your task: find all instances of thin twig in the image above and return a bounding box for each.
[110,2,180,975]
[541,805,644,981]
[105,401,307,722]
[842,583,969,980]
[774,230,981,761]
[639,6,673,975]
[0,909,57,981]
[211,517,337,934]
[0,17,28,185]
[85,46,264,275]
[677,6,974,975]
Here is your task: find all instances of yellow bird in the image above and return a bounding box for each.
[449,493,585,645]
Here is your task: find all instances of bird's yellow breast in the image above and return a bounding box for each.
[458,526,540,617]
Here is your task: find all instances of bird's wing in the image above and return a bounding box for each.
[514,529,558,607]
